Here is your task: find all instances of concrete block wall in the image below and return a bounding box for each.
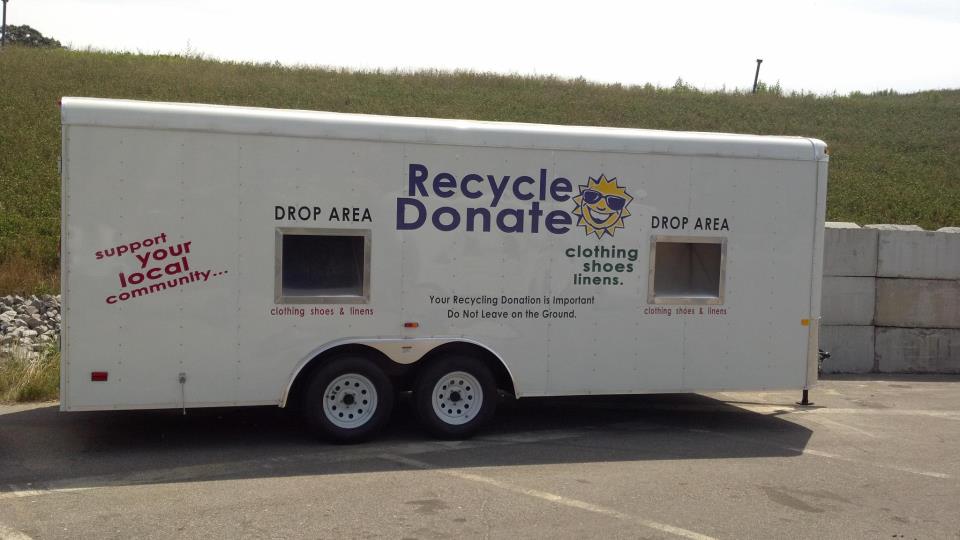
[820,223,960,374]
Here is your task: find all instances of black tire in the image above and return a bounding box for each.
[413,355,497,439]
[302,356,394,443]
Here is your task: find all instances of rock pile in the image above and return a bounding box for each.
[0,294,61,356]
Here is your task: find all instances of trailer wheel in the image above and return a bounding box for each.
[414,356,497,439]
[303,356,394,443]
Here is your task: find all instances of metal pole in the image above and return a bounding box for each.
[1,0,8,48]
[752,58,763,93]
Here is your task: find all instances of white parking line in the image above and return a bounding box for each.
[0,429,591,500]
[688,429,951,479]
[798,447,950,479]
[0,485,93,500]
[381,453,717,540]
[0,522,33,540]
[734,404,960,420]
[801,415,880,438]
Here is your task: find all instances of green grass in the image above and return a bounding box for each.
[1,46,958,292]
[0,345,60,402]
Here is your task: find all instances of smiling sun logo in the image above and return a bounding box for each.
[572,175,633,238]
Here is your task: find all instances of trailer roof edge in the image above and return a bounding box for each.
[60,97,824,162]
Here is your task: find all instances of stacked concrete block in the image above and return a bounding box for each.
[822,222,878,277]
[873,228,960,372]
[820,224,960,374]
[822,276,875,326]
[874,279,960,329]
[875,328,960,374]
[875,229,960,280]
[864,224,925,232]
[819,223,878,373]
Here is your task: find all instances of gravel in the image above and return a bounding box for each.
[0,294,61,359]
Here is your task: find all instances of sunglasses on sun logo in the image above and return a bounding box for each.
[582,190,627,211]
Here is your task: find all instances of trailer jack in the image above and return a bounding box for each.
[797,349,831,406]
[178,372,187,415]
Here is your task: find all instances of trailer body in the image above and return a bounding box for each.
[60,98,827,414]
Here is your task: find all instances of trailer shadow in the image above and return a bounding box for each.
[0,393,812,492]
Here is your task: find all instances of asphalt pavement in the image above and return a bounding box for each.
[1,376,959,539]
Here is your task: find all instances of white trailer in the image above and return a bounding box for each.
[60,97,828,441]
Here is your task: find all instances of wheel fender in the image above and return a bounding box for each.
[279,337,516,407]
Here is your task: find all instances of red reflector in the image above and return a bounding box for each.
[91,371,108,382]
[404,322,419,328]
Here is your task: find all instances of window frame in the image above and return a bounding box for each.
[274,227,372,304]
[647,235,727,305]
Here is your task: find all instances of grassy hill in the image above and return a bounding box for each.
[1,46,958,292]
